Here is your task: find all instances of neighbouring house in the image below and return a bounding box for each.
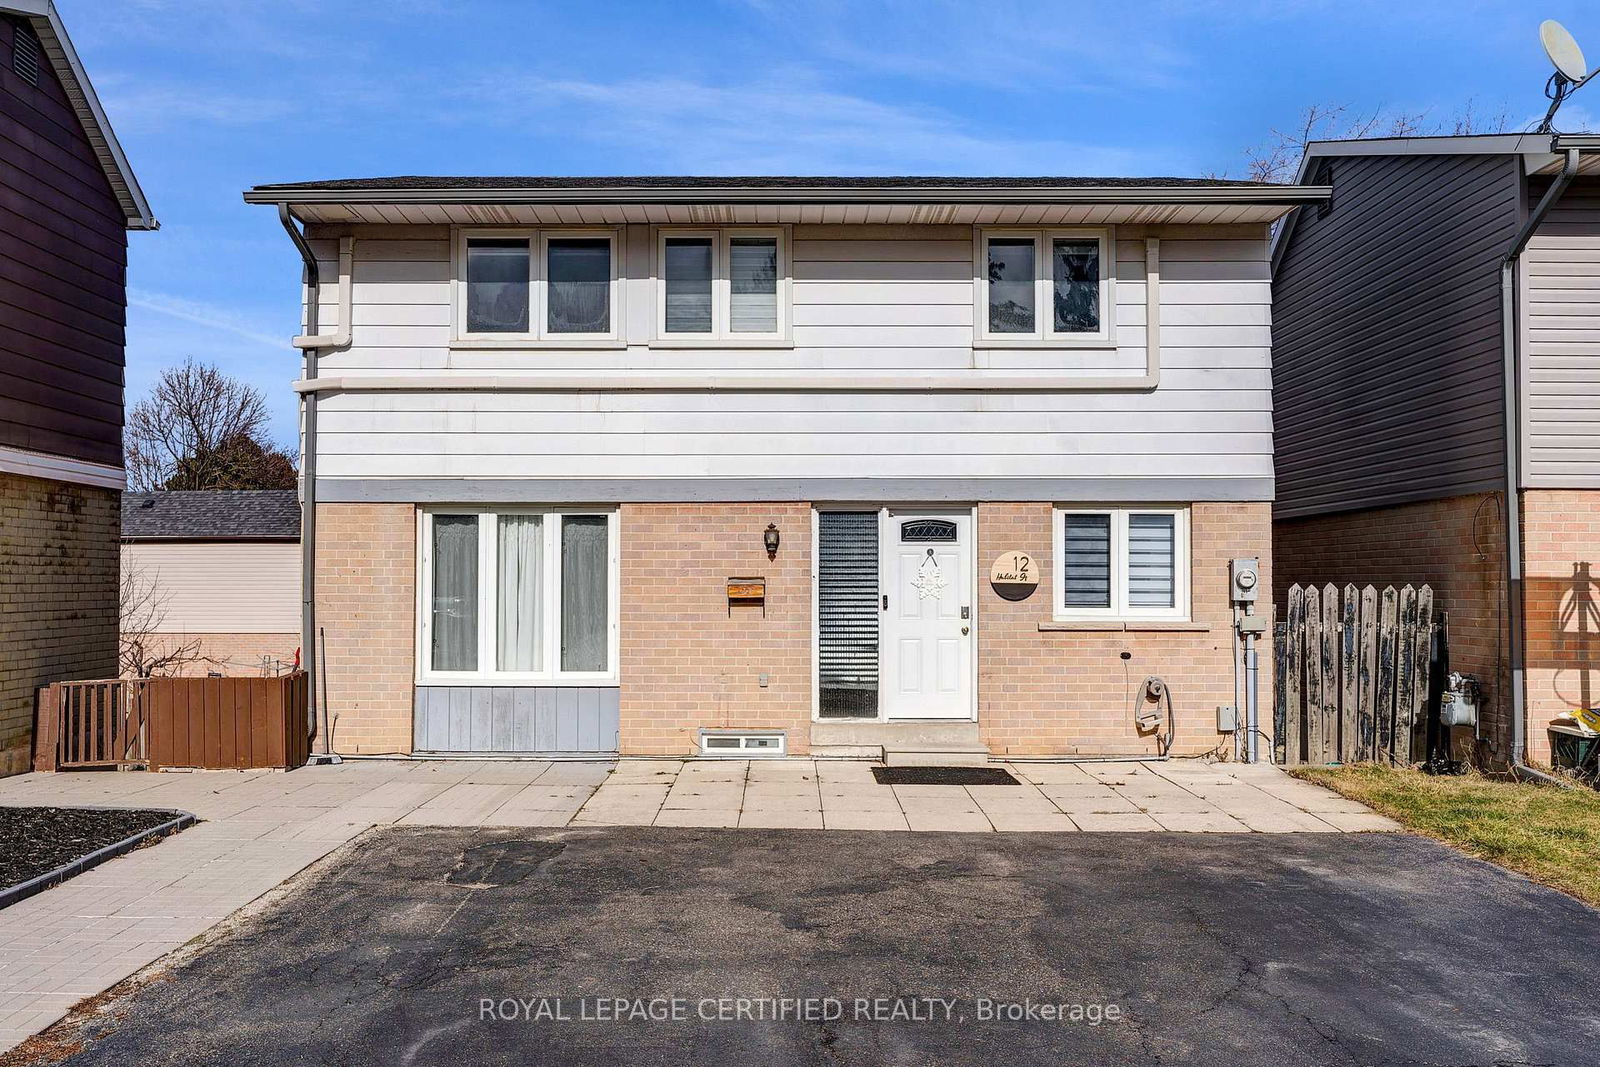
[0,1,155,776]
[121,491,302,677]
[243,174,1324,761]
[1272,132,1600,771]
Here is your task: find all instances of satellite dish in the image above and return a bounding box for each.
[1541,19,1589,83]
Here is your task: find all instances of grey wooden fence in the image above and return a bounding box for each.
[1274,583,1433,766]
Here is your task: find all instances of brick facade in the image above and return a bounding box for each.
[0,472,120,776]
[315,503,415,754]
[1521,489,1600,767]
[619,502,814,756]
[315,499,1269,759]
[978,502,1270,757]
[1274,491,1514,764]
[132,633,301,677]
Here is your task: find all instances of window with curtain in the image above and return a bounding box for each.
[560,516,609,672]
[663,237,714,333]
[430,515,479,670]
[423,509,615,680]
[546,238,611,333]
[987,238,1036,333]
[1055,507,1188,620]
[729,237,778,333]
[465,239,530,334]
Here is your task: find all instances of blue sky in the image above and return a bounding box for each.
[61,0,1598,444]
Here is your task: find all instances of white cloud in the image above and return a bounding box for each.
[452,72,1146,175]
[127,289,287,349]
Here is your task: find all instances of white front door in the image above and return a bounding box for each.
[881,509,973,720]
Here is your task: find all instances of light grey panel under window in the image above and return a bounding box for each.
[1052,238,1100,333]
[818,511,879,719]
[561,515,609,672]
[1062,513,1111,608]
[414,685,619,753]
[465,239,529,333]
[547,238,611,333]
[664,238,713,333]
[1127,513,1176,608]
[431,514,479,670]
[987,238,1035,333]
[730,237,778,333]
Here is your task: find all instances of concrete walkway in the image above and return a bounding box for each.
[0,756,1389,1052]
[576,758,1400,832]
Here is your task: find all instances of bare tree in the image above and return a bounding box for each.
[125,359,297,492]
[1240,102,1509,184]
[120,565,205,678]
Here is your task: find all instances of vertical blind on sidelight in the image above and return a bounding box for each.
[1127,514,1176,607]
[1061,513,1112,608]
[729,237,778,333]
[818,511,879,718]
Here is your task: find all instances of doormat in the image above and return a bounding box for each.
[871,766,1019,786]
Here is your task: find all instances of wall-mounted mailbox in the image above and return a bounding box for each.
[728,577,766,615]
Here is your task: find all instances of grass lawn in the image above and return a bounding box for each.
[1292,765,1600,907]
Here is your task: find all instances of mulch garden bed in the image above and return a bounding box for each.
[1,806,190,905]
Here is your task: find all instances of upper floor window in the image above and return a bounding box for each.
[978,228,1113,345]
[656,228,789,342]
[455,228,621,342]
[1053,506,1189,621]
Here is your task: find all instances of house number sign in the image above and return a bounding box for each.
[989,551,1039,601]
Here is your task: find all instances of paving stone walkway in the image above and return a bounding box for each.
[0,756,1389,1052]
[575,758,1398,832]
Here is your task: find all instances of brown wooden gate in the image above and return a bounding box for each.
[34,673,310,772]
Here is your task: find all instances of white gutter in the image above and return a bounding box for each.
[246,185,1328,208]
[292,236,352,351]
[1502,147,1581,787]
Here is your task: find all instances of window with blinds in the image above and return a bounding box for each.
[818,511,879,718]
[1055,507,1188,620]
[656,228,786,340]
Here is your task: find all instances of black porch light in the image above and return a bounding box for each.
[763,523,780,559]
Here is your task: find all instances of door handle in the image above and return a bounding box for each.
[961,626,970,636]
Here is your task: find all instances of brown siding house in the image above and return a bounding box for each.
[1272,132,1600,773]
[0,1,155,775]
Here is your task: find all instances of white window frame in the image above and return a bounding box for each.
[416,506,621,685]
[652,225,791,346]
[1052,505,1189,622]
[975,226,1115,347]
[452,227,624,346]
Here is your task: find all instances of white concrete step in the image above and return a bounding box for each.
[811,719,982,750]
[882,744,993,767]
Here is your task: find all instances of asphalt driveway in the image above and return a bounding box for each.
[18,827,1599,1067]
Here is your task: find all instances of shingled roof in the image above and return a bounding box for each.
[121,491,300,541]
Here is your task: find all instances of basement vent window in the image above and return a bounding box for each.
[12,24,40,86]
[699,730,786,758]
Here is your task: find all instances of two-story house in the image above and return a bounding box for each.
[1,1,154,775]
[1273,132,1600,774]
[244,175,1323,762]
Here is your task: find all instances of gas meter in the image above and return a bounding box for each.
[1440,672,1480,730]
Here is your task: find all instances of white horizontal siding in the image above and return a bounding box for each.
[1526,183,1600,487]
[123,542,301,634]
[306,224,1273,487]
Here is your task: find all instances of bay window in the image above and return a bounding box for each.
[455,228,621,342]
[420,508,619,683]
[978,227,1113,345]
[656,227,788,342]
[1053,506,1189,621]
